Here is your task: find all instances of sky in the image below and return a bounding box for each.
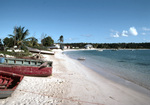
[0,0,150,43]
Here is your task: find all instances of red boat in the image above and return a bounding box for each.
[0,70,24,99]
[0,58,53,77]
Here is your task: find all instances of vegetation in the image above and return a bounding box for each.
[25,37,39,47]
[0,39,4,50]
[0,50,31,58]
[64,42,150,49]
[3,37,14,48]
[58,35,64,49]
[58,35,64,43]
[9,26,29,49]
[41,36,54,46]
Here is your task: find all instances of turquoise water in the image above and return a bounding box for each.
[65,50,150,90]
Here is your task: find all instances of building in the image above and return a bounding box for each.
[49,44,60,49]
[84,44,93,49]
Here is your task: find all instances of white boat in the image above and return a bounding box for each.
[97,49,103,51]
[77,57,86,60]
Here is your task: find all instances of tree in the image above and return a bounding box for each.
[0,39,4,50]
[58,35,64,43]
[25,37,39,47]
[9,26,29,48]
[41,36,54,46]
[0,39,3,46]
[3,37,14,48]
[58,35,64,49]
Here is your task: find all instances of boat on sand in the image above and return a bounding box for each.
[0,70,23,99]
[0,57,53,77]
[27,47,55,55]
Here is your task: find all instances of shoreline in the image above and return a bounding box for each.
[0,50,150,105]
[64,49,150,93]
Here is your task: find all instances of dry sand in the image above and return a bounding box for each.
[0,49,150,105]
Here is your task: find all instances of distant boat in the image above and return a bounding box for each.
[78,57,86,60]
[97,49,103,51]
[111,49,118,51]
[0,70,23,99]
[0,57,53,77]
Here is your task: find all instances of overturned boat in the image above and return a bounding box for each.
[0,57,53,77]
[0,70,24,99]
[27,47,55,55]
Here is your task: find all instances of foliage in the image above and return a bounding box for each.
[41,36,54,46]
[0,51,31,58]
[0,39,4,51]
[63,42,150,49]
[9,26,29,48]
[58,35,64,43]
[25,37,39,47]
[0,39,3,46]
[3,37,14,47]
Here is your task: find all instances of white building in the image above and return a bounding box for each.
[84,44,93,49]
[49,44,60,49]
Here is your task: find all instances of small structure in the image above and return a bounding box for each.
[84,44,93,49]
[49,44,60,49]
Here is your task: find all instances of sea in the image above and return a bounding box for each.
[65,49,150,93]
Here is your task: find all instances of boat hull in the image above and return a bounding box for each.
[0,70,23,99]
[0,90,14,99]
[0,65,52,77]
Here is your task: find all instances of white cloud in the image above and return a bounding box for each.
[110,27,138,38]
[121,30,128,37]
[129,27,138,36]
[142,27,150,31]
[111,32,120,38]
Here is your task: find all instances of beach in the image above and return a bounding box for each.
[0,49,150,105]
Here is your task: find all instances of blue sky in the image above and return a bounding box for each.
[0,0,150,43]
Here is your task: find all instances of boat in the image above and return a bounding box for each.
[0,70,23,99]
[97,49,103,52]
[111,49,118,51]
[0,57,53,77]
[27,47,55,55]
[77,57,86,60]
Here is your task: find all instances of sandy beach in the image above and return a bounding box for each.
[0,49,150,105]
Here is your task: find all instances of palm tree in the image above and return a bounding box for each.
[58,35,64,49]
[58,35,64,43]
[9,26,29,48]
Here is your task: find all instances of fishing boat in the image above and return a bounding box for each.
[0,70,23,99]
[0,57,53,77]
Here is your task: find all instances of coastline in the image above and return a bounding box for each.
[0,49,150,105]
[64,49,150,91]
